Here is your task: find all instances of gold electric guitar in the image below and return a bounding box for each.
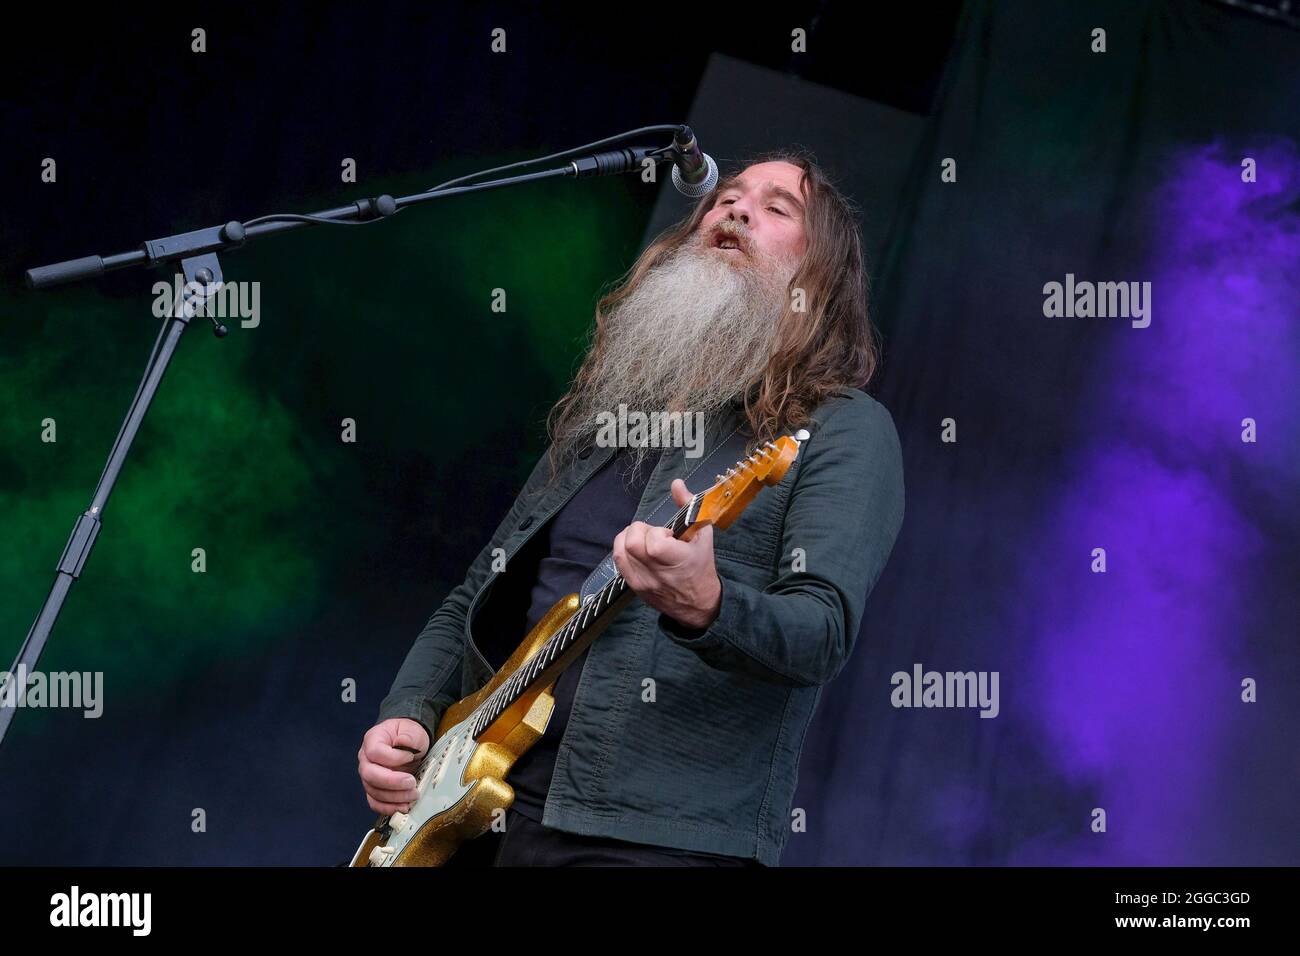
[350,430,807,867]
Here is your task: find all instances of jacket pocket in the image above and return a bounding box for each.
[709,479,786,569]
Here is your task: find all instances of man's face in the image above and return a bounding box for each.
[698,160,809,269]
[552,161,809,462]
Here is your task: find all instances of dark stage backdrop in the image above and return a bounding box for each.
[1,1,1295,865]
[782,0,1300,865]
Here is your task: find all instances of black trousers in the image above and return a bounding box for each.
[442,807,760,867]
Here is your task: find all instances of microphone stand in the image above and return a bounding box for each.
[1,130,686,751]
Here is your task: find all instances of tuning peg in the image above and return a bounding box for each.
[794,428,811,443]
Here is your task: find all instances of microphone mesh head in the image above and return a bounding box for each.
[672,153,719,198]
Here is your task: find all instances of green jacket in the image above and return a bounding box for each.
[377,386,905,865]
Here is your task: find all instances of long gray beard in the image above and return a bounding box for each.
[554,237,795,474]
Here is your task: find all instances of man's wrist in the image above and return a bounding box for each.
[672,570,722,631]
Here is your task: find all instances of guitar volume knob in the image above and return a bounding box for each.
[368,844,397,866]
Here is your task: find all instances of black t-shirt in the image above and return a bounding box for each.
[506,448,652,821]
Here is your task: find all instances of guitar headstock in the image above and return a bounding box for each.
[689,429,808,533]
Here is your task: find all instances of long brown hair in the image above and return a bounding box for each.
[545,148,877,479]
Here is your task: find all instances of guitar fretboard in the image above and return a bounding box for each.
[466,490,704,740]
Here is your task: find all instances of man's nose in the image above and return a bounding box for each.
[726,205,750,226]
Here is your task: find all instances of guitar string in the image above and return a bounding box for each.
[466,490,700,739]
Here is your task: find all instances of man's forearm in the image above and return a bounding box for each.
[377,586,478,740]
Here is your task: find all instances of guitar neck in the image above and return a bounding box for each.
[466,491,704,741]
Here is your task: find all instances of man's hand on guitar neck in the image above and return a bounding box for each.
[358,718,429,815]
[613,478,723,633]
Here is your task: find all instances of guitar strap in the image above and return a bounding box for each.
[578,422,752,604]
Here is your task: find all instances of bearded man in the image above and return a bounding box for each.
[356,153,905,866]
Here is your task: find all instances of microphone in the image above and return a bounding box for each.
[670,126,719,197]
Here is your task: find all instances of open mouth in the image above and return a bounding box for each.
[710,232,745,253]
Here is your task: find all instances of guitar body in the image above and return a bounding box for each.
[349,593,581,867]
